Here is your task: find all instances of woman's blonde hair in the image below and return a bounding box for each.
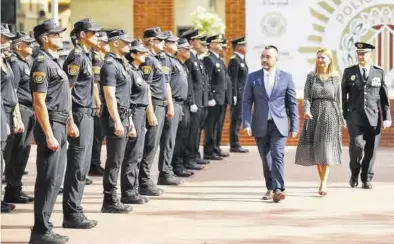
[314,48,338,76]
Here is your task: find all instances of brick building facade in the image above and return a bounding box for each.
[131,0,394,147]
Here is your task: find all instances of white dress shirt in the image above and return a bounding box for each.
[358,64,371,81]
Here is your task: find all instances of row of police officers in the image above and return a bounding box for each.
[0,17,250,244]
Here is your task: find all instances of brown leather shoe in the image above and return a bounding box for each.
[273,190,285,203]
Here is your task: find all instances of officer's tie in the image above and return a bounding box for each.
[362,68,368,81]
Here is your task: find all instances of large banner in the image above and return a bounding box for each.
[246,0,394,97]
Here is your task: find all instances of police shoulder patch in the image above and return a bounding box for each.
[142,65,152,75]
[68,64,80,76]
[33,72,45,83]
[93,66,101,75]
[162,66,169,74]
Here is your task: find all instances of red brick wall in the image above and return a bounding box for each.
[133,0,174,38]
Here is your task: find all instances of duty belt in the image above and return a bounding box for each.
[118,105,132,120]
[151,98,167,107]
[73,107,95,116]
[49,111,69,125]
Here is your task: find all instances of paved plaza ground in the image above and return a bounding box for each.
[1,145,394,244]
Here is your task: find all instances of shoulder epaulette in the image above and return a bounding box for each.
[230,54,236,59]
[105,56,114,63]
[373,65,383,70]
[37,55,46,62]
[9,54,17,63]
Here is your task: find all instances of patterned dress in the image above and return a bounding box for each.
[295,72,343,166]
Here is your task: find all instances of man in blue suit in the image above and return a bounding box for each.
[242,45,299,202]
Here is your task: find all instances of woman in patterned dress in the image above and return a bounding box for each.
[295,48,344,196]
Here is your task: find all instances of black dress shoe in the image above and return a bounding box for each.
[218,151,230,157]
[362,182,372,189]
[3,188,33,203]
[230,147,249,153]
[101,201,133,214]
[62,216,98,229]
[29,231,69,244]
[121,194,147,204]
[349,177,358,188]
[174,168,194,177]
[1,201,14,213]
[204,154,223,160]
[184,162,204,170]
[157,175,183,186]
[85,178,93,185]
[196,159,210,165]
[139,185,164,196]
[89,166,104,176]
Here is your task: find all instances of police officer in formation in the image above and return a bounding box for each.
[29,18,70,244]
[228,37,249,153]
[100,29,134,214]
[158,32,190,185]
[342,42,391,189]
[121,39,150,204]
[89,31,109,176]
[3,31,36,204]
[203,34,229,160]
[138,27,172,196]
[62,18,102,229]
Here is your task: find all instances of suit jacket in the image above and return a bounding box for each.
[342,64,391,127]
[203,51,226,105]
[228,53,248,99]
[186,52,203,107]
[242,68,299,137]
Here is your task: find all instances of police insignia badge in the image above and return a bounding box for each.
[162,66,169,74]
[215,63,220,68]
[240,63,245,68]
[68,64,80,76]
[142,66,152,75]
[371,77,381,87]
[33,72,45,83]
[357,43,363,48]
[350,75,356,81]
[93,66,101,75]
[37,55,45,62]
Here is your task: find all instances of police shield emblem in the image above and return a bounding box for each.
[350,75,356,81]
[68,64,80,76]
[33,72,45,83]
[142,65,151,75]
[162,66,170,74]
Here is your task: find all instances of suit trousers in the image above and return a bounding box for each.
[214,104,227,154]
[139,105,166,186]
[32,122,67,234]
[158,103,183,176]
[184,107,202,162]
[4,105,35,189]
[347,122,380,183]
[63,111,94,217]
[255,121,287,191]
[230,100,242,148]
[204,104,225,156]
[121,106,147,197]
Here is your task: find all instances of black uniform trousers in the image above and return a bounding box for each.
[172,104,190,169]
[63,109,94,218]
[91,115,104,169]
[121,106,147,197]
[347,116,380,183]
[196,107,208,159]
[101,110,130,203]
[204,104,226,156]
[139,104,166,186]
[2,109,14,179]
[32,121,67,234]
[158,102,183,177]
[230,99,242,148]
[184,107,202,162]
[214,105,227,155]
[4,105,35,189]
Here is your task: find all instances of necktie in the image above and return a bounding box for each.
[266,73,273,96]
[362,68,368,81]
